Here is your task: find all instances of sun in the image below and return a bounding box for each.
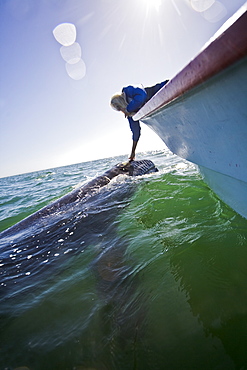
[140,0,162,12]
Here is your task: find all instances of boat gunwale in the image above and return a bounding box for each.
[133,8,247,121]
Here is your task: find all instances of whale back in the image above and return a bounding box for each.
[0,160,158,237]
[128,159,158,176]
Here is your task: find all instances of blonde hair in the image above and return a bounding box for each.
[110,92,128,112]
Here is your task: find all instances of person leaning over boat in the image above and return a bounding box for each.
[110,81,168,161]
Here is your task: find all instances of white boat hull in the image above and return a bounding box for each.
[199,165,247,219]
[134,6,247,218]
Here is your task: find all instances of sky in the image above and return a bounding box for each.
[0,0,245,178]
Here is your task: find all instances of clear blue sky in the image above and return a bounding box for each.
[0,0,245,178]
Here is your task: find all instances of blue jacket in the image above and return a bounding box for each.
[122,85,147,142]
[128,117,141,142]
[122,82,168,142]
[122,85,147,113]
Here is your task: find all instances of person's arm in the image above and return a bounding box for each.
[129,140,138,161]
[128,117,141,161]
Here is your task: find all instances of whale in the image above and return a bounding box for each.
[0,160,157,239]
[0,160,158,306]
[0,160,159,367]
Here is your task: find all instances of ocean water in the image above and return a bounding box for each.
[0,149,247,370]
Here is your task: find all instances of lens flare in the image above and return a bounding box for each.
[53,23,76,46]
[60,42,82,64]
[66,59,86,80]
[190,0,215,12]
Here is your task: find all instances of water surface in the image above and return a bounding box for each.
[1,150,247,370]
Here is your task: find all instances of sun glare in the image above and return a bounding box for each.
[141,0,162,12]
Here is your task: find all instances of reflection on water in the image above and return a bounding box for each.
[171,231,247,369]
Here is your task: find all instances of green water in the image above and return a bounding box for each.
[118,172,247,369]
[0,151,247,369]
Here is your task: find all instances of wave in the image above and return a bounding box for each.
[1,151,247,369]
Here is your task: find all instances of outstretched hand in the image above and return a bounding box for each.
[129,140,138,163]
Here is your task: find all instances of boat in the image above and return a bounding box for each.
[134,4,247,219]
